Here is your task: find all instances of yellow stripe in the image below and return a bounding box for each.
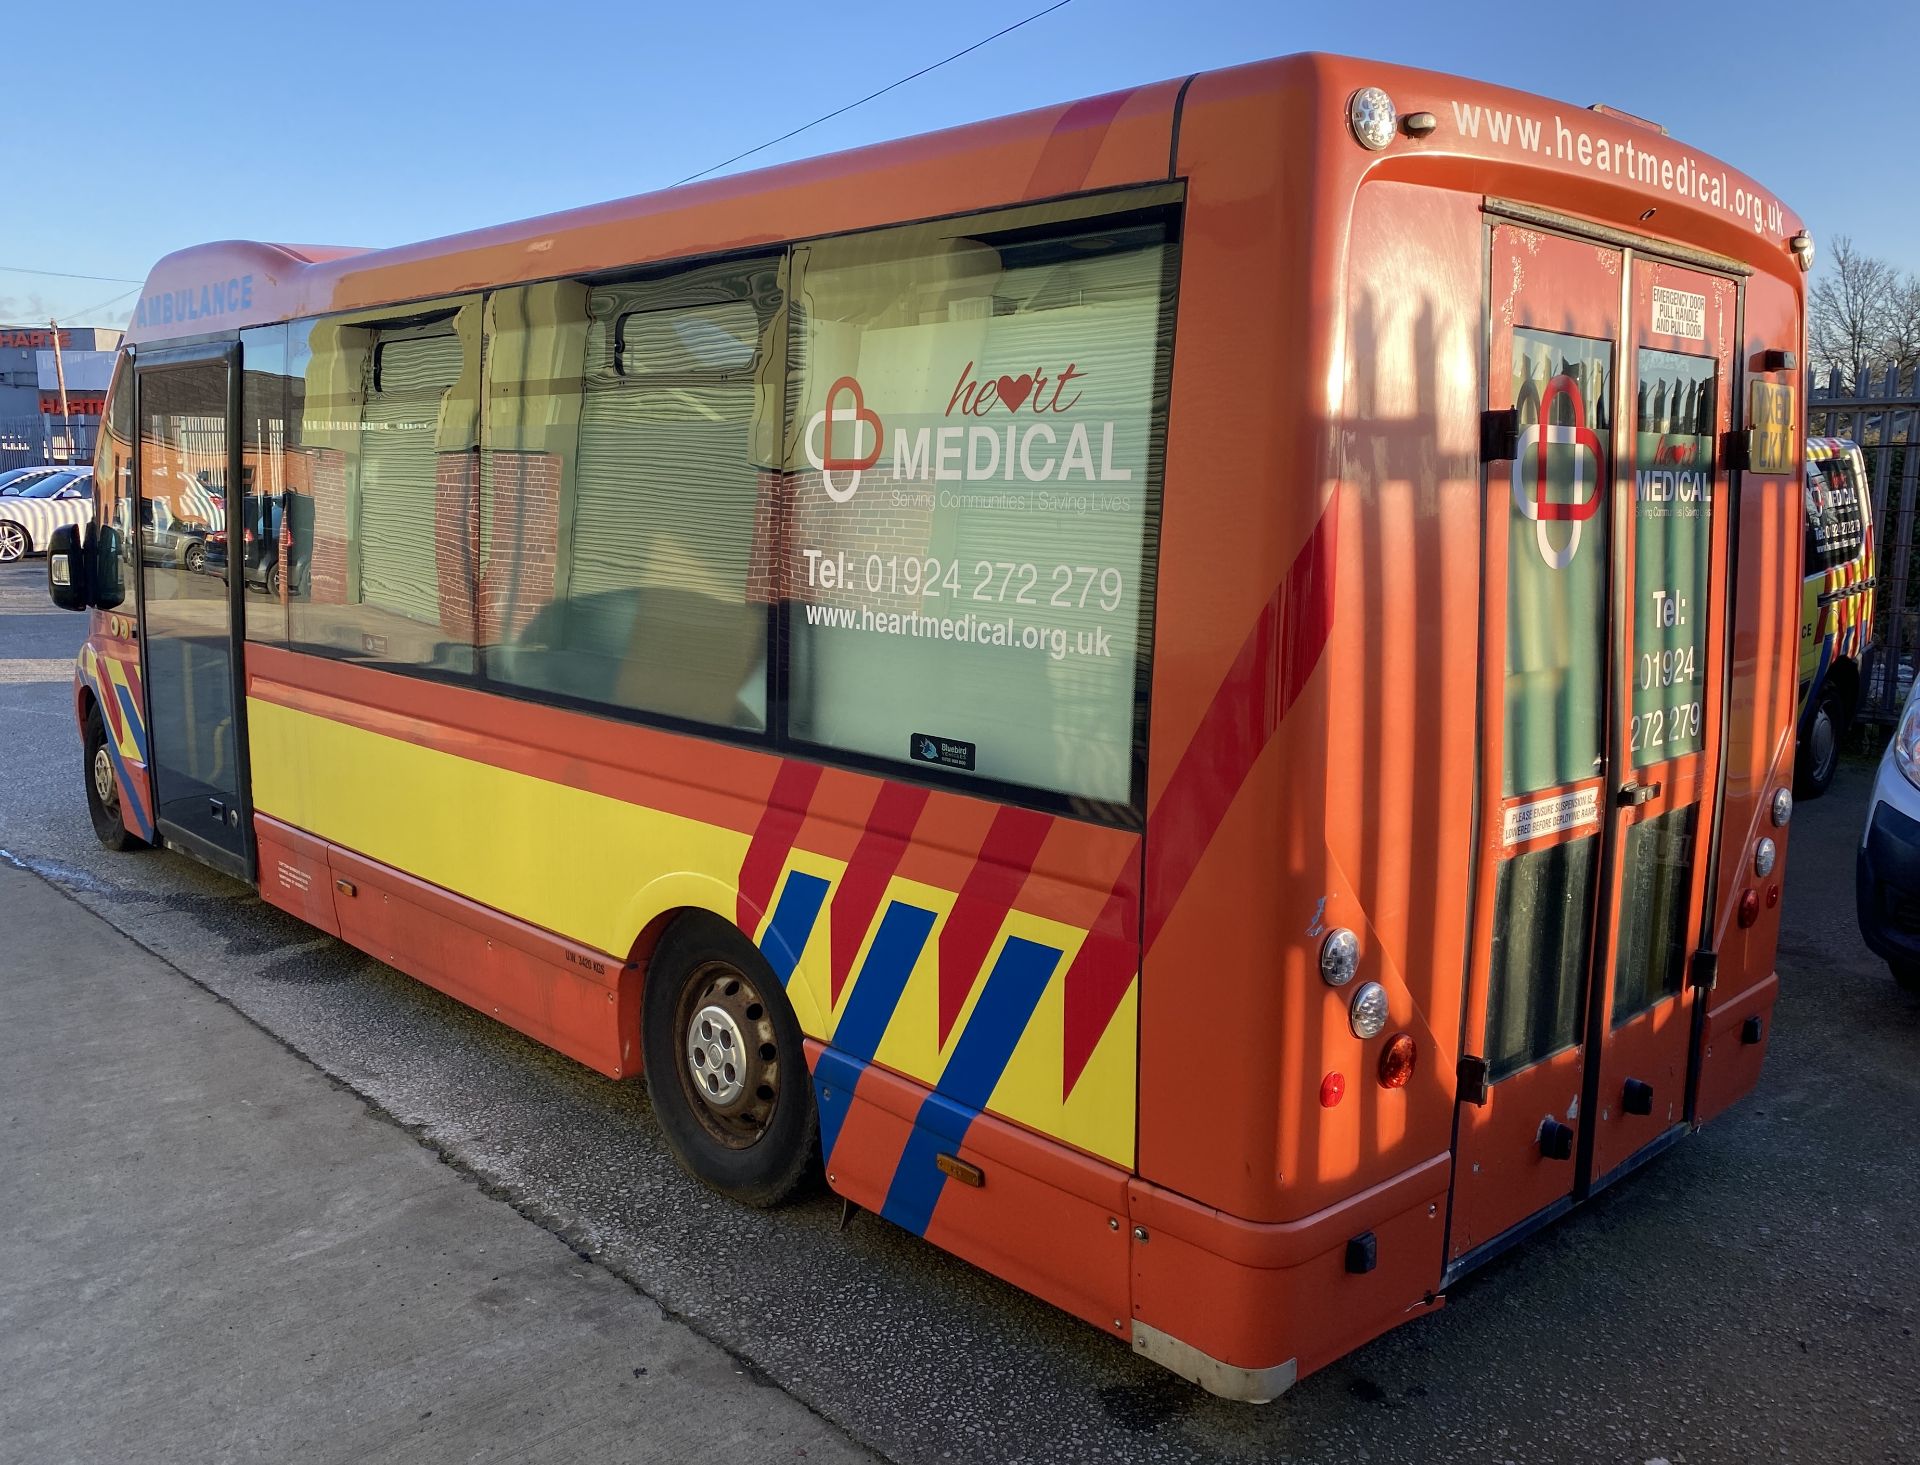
[248,697,750,964]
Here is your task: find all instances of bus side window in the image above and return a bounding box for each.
[480,262,780,733]
[287,300,483,673]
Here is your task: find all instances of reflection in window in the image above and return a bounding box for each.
[1485,835,1596,1080]
[287,303,480,673]
[1805,451,1866,574]
[480,261,779,730]
[782,213,1176,807]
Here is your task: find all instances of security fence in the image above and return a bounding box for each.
[0,414,98,475]
[1811,364,1919,725]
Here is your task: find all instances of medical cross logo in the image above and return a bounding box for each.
[1512,374,1606,570]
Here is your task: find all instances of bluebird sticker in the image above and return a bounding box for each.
[911,733,976,771]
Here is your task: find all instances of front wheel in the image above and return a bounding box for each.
[267,562,283,599]
[84,703,145,852]
[641,911,817,1207]
[0,521,27,562]
[183,541,205,574]
[1796,683,1847,800]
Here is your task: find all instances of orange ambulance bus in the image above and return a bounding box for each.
[46,53,1809,1399]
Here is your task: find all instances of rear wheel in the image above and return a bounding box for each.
[84,703,144,852]
[1796,682,1848,800]
[641,911,817,1207]
[267,562,283,599]
[183,541,205,574]
[0,522,27,562]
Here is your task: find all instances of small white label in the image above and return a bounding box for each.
[277,861,311,893]
[1651,286,1706,341]
[1502,786,1601,846]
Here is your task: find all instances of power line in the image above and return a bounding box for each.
[60,285,142,324]
[0,264,144,285]
[673,0,1074,187]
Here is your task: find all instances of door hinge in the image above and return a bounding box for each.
[1689,949,1719,991]
[1457,1054,1491,1106]
[1480,408,1519,463]
[1722,429,1753,473]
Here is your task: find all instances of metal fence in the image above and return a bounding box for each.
[1809,364,1919,725]
[0,414,98,475]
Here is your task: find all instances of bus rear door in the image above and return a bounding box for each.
[1449,222,1734,1266]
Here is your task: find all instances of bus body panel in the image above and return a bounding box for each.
[75,52,1809,1397]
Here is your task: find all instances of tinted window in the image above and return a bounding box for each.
[480,261,779,730]
[286,301,482,672]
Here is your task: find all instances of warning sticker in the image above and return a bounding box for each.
[1652,286,1707,341]
[1502,786,1602,846]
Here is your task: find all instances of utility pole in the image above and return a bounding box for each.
[48,318,71,462]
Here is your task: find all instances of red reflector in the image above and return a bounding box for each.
[1319,1072,1346,1108]
[1765,884,1780,908]
[1738,888,1760,927]
[1378,1033,1417,1089]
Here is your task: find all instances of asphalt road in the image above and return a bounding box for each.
[2,556,1916,1464]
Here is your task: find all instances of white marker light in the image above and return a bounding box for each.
[1321,928,1360,987]
[1349,981,1390,1040]
[1348,88,1398,151]
[1771,787,1792,828]
[1754,838,1777,879]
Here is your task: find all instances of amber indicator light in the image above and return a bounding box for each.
[1378,1033,1417,1089]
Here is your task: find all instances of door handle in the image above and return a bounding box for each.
[1622,1078,1655,1116]
[1617,779,1662,807]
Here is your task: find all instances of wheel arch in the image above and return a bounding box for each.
[618,875,826,1044]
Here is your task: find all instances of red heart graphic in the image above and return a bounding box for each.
[821,375,883,470]
[995,373,1035,412]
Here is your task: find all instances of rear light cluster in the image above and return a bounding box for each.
[1318,928,1415,1101]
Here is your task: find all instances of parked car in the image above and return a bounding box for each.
[1796,438,1875,798]
[0,465,75,497]
[0,471,92,562]
[140,498,214,572]
[202,493,311,598]
[1856,670,1920,993]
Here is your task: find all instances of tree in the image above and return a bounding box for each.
[1808,236,1903,394]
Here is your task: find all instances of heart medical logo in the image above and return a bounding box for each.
[1512,373,1605,570]
[804,376,885,503]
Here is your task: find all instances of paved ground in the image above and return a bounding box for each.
[0,861,870,1465]
[2,556,1917,1464]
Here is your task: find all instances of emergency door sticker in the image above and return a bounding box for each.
[1651,287,1707,341]
[1502,786,1602,846]
[1750,381,1795,474]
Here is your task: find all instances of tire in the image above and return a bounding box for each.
[267,562,283,600]
[83,703,144,852]
[641,911,817,1207]
[1893,961,1920,996]
[183,542,205,574]
[0,521,27,563]
[1796,682,1847,801]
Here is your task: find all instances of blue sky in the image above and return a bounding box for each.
[3,0,1912,328]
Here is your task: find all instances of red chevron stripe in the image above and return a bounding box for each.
[1062,502,1339,1097]
[736,760,823,932]
[829,782,931,1004]
[935,804,1053,1045]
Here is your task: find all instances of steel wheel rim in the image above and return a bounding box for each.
[92,744,117,809]
[675,959,781,1148]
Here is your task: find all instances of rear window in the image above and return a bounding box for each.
[1806,450,1867,573]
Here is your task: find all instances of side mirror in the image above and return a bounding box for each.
[94,523,126,610]
[47,524,91,611]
